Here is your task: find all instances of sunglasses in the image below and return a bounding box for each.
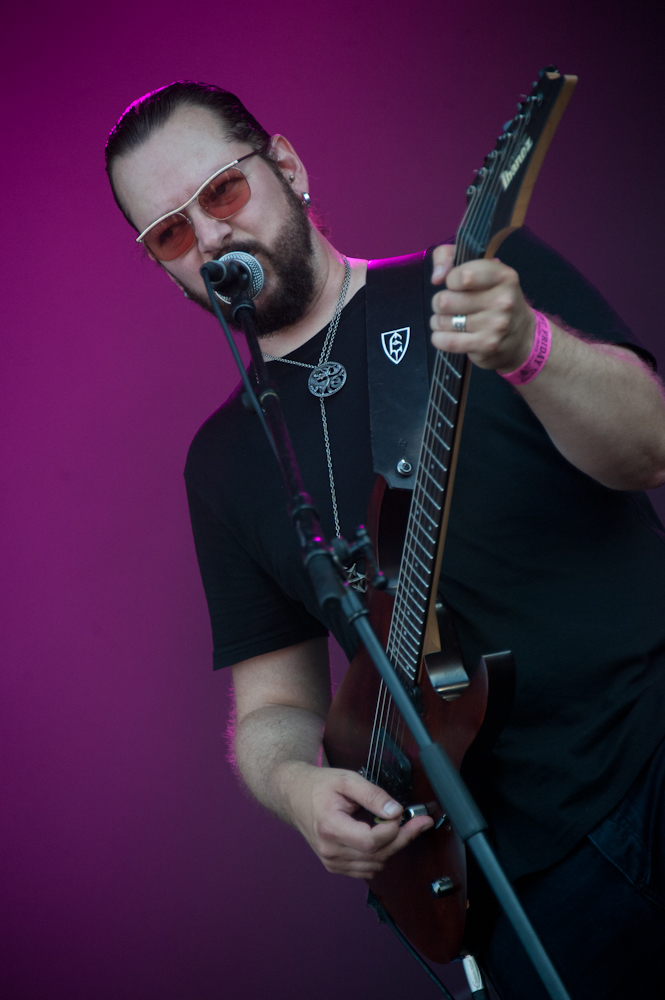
[135,151,258,262]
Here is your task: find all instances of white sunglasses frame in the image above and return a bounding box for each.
[135,151,258,254]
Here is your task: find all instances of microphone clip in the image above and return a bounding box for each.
[200,259,251,297]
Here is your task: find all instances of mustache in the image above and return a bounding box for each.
[212,239,276,267]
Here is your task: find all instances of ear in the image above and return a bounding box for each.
[268,134,309,197]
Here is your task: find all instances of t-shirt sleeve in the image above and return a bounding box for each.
[497,227,656,369]
[186,483,328,670]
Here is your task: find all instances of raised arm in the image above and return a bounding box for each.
[231,637,433,878]
[430,244,665,491]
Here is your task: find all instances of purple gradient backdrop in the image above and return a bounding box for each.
[1,2,663,997]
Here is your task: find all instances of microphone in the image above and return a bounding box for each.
[200,251,265,304]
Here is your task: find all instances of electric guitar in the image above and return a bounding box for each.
[323,66,577,963]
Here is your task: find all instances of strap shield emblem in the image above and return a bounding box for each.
[380,327,411,365]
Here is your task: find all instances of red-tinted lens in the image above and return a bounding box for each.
[198,168,251,220]
[143,212,194,262]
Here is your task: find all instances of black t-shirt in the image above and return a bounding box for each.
[184,228,665,880]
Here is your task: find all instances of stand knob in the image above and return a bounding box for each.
[430,876,455,898]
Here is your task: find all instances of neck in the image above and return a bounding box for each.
[257,230,367,357]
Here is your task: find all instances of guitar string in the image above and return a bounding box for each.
[366,347,464,783]
[371,351,464,782]
[365,182,485,784]
[365,295,468,781]
[366,219,484,784]
[380,107,532,771]
[365,107,532,789]
[380,108,532,765]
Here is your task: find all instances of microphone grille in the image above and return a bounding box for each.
[214,251,265,303]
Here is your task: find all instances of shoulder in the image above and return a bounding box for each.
[184,382,245,482]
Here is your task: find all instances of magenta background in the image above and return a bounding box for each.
[2,2,664,998]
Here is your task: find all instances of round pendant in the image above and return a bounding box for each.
[308,361,347,398]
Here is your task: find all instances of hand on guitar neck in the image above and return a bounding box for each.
[430,243,536,373]
[429,243,665,491]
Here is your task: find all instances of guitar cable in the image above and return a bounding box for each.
[366,890,456,999]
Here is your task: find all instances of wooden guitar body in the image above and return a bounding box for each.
[324,478,487,963]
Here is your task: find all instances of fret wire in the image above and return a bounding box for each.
[392,605,425,630]
[400,599,425,621]
[393,585,427,615]
[398,603,425,628]
[422,435,452,464]
[405,516,437,548]
[393,615,425,640]
[408,518,436,548]
[386,640,418,669]
[441,356,462,379]
[386,645,418,676]
[383,347,466,699]
[428,426,453,451]
[421,465,445,499]
[386,652,417,678]
[411,501,438,530]
[425,450,449,474]
[410,494,436,521]
[405,550,433,579]
[420,444,450,474]
[429,400,455,429]
[405,533,434,565]
[402,578,427,602]
[396,628,421,654]
[419,467,446,497]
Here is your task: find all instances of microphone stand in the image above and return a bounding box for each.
[200,265,572,1000]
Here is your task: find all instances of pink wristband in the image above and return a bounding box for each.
[500,310,552,386]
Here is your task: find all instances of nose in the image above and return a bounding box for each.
[188,203,233,258]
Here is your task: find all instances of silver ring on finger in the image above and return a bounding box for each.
[452,314,467,333]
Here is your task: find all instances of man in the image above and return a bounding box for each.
[106,81,665,997]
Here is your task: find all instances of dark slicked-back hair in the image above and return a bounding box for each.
[105,81,273,229]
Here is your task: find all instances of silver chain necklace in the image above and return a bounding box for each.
[262,258,366,592]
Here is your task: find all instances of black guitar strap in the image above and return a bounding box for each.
[365,249,435,490]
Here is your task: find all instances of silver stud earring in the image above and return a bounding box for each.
[183,289,190,299]
[302,192,311,207]
[289,173,295,182]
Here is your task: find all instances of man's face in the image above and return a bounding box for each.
[112,106,315,335]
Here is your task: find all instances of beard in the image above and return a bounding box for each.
[182,183,316,338]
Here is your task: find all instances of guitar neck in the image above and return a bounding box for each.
[387,348,470,685]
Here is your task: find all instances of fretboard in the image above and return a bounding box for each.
[385,347,468,687]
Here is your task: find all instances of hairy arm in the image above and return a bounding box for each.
[232,637,433,878]
[430,245,665,490]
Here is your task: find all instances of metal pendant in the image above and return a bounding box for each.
[308,362,347,398]
[345,563,367,593]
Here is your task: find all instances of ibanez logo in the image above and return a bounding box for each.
[500,136,533,190]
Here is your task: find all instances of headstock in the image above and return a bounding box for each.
[455,66,577,265]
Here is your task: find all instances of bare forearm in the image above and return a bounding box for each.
[515,324,665,490]
[235,703,326,824]
[230,629,433,876]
